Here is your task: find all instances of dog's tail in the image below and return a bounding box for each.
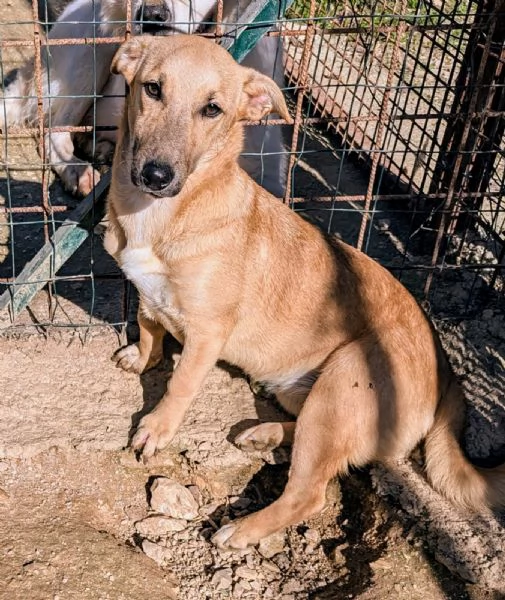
[425,378,505,511]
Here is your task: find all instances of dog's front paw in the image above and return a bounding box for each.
[235,422,284,452]
[112,344,162,374]
[61,163,101,196]
[131,411,175,459]
[212,520,253,550]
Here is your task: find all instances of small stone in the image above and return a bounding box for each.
[303,528,320,544]
[282,580,304,594]
[261,560,281,575]
[141,540,171,566]
[199,501,221,517]
[150,478,199,520]
[329,543,348,566]
[371,557,392,571]
[271,552,290,571]
[135,515,187,539]
[482,308,494,320]
[245,554,255,569]
[235,566,258,580]
[211,568,233,590]
[258,531,286,559]
[325,479,341,506]
[234,579,251,594]
[187,485,203,505]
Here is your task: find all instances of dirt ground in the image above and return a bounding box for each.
[1,2,505,599]
[0,330,503,600]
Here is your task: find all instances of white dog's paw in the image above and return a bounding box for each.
[131,411,176,459]
[61,163,101,196]
[235,422,284,452]
[112,343,162,374]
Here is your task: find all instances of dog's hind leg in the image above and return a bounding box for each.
[213,389,341,549]
[213,340,381,550]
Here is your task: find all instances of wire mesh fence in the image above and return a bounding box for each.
[282,0,505,313]
[0,0,504,334]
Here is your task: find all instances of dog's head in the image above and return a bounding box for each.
[111,35,291,198]
[101,0,216,36]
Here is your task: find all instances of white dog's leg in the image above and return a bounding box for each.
[45,130,101,196]
[1,0,118,195]
[43,0,118,193]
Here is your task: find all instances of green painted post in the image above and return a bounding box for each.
[0,174,110,327]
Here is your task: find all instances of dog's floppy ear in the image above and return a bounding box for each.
[111,37,149,84]
[239,69,292,123]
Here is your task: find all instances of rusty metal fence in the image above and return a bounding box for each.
[283,0,505,311]
[0,0,504,332]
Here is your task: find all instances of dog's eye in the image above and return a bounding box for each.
[144,81,162,100]
[202,102,222,118]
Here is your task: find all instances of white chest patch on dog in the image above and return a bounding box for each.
[119,246,181,320]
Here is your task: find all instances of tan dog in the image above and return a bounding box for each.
[104,35,505,550]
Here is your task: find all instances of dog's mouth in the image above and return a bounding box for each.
[135,23,179,36]
[138,184,183,198]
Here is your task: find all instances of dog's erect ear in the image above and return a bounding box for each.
[239,69,292,123]
[111,37,149,84]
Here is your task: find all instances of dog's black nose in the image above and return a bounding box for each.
[140,161,174,191]
[138,3,171,24]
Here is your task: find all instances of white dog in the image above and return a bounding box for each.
[0,0,287,197]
